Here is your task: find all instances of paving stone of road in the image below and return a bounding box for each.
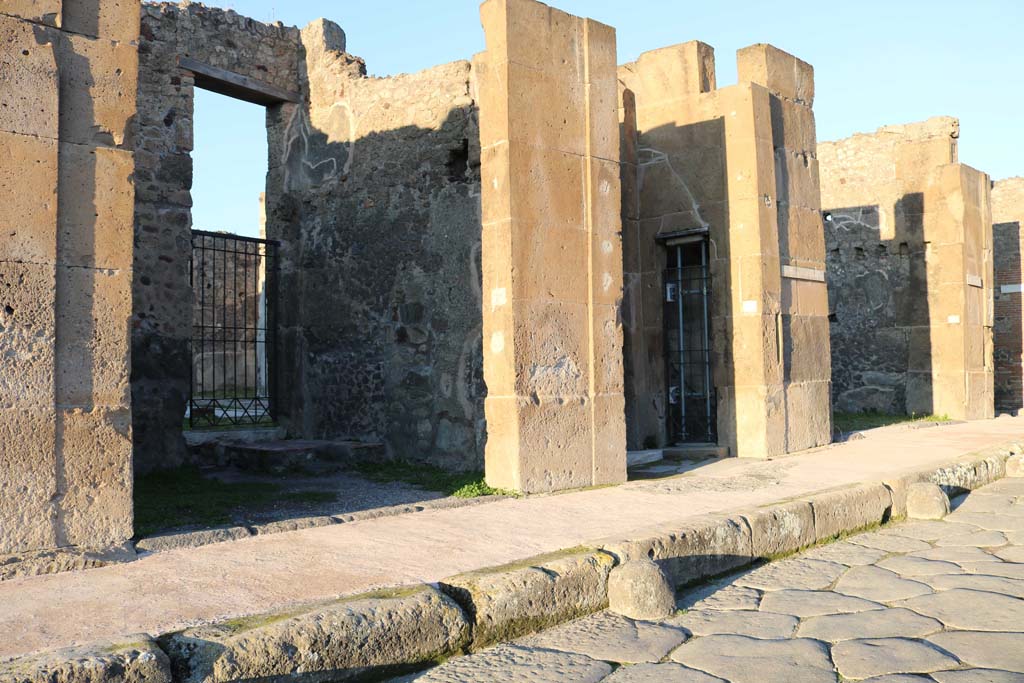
[404,477,1024,682]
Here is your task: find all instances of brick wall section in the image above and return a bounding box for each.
[0,0,139,555]
[993,178,1024,412]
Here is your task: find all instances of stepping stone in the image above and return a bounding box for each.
[670,635,836,683]
[669,609,798,639]
[833,566,933,602]
[896,588,1024,631]
[922,572,1024,598]
[519,612,687,664]
[831,637,959,680]
[759,589,883,618]
[678,583,761,612]
[934,529,1008,547]
[877,555,964,577]
[880,521,981,542]
[734,559,847,591]
[797,608,942,643]
[909,546,999,564]
[412,645,612,682]
[960,561,1024,579]
[601,663,726,682]
[860,677,938,683]
[802,541,888,566]
[932,670,1024,683]
[992,545,1024,562]
[850,533,932,553]
[928,631,1024,673]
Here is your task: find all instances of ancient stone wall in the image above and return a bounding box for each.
[618,42,832,457]
[0,0,138,555]
[132,2,301,472]
[270,24,486,470]
[820,118,994,421]
[476,0,627,491]
[993,177,1024,412]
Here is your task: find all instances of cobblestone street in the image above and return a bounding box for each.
[408,477,1024,682]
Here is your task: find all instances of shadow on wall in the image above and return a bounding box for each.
[824,194,932,416]
[620,111,735,452]
[265,104,487,473]
[994,220,1023,412]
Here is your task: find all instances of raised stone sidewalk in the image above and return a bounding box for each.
[2,416,1024,678]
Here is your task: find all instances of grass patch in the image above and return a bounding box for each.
[352,460,517,498]
[133,467,281,537]
[833,410,950,434]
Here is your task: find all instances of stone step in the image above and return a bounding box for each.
[218,439,387,475]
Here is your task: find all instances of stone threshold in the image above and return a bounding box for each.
[4,441,1020,683]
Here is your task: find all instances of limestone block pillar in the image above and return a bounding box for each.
[477,0,626,493]
[0,0,139,556]
[923,164,994,420]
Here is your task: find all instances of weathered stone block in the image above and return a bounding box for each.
[439,549,614,650]
[57,142,134,269]
[56,406,132,548]
[742,500,816,558]
[56,29,138,148]
[0,261,56,410]
[805,483,893,542]
[0,131,58,264]
[737,43,814,105]
[607,559,675,620]
[62,0,141,44]
[601,514,753,587]
[0,636,170,683]
[1008,453,1024,478]
[0,14,58,139]
[906,482,950,520]
[163,586,469,683]
[55,266,131,407]
[0,408,57,554]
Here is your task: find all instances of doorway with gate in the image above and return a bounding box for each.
[662,238,716,445]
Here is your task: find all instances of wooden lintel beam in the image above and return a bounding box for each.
[178,56,301,105]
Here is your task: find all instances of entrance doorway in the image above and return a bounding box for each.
[663,238,716,444]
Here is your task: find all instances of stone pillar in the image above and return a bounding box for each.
[924,165,994,420]
[477,0,626,492]
[0,0,139,556]
[618,42,831,458]
[992,178,1024,412]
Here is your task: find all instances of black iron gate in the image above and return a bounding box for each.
[663,238,716,444]
[189,230,279,429]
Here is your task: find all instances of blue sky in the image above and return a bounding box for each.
[192,0,1024,237]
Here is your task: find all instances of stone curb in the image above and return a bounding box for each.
[4,439,1021,682]
[0,637,171,683]
[161,585,470,683]
[438,548,616,650]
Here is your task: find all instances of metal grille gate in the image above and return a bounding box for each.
[189,230,279,428]
[663,238,716,444]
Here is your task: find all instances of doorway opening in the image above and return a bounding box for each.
[187,87,274,428]
[663,238,716,444]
